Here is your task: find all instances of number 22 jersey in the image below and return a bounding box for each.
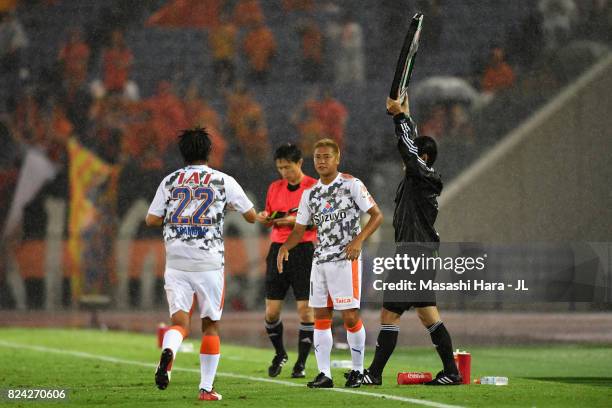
[148,165,254,272]
[296,173,376,264]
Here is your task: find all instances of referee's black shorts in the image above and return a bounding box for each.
[382,244,437,315]
[265,242,314,301]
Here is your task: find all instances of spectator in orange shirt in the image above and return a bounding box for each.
[184,83,228,169]
[243,21,277,83]
[102,29,133,94]
[298,19,323,82]
[58,28,90,92]
[209,12,237,88]
[233,0,264,28]
[144,81,188,154]
[226,84,270,163]
[291,88,347,157]
[12,89,72,162]
[296,108,325,159]
[311,91,348,149]
[481,46,515,94]
[122,116,164,171]
[41,103,72,162]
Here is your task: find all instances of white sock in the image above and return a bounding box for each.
[199,354,220,391]
[314,328,333,378]
[346,324,366,373]
[162,328,184,362]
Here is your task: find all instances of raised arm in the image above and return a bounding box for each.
[387,96,428,172]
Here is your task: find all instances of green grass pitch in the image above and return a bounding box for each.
[0,328,611,407]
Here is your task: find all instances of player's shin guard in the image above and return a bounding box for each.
[345,320,365,373]
[162,325,188,372]
[368,324,399,377]
[199,335,221,392]
[297,322,314,365]
[427,321,458,375]
[313,319,333,378]
[265,319,286,356]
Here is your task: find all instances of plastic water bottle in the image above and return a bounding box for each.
[479,376,508,385]
[330,360,353,369]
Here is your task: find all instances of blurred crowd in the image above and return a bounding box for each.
[0,0,367,208]
[0,0,610,309]
[0,0,365,309]
[413,0,612,151]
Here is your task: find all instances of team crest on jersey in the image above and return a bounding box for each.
[322,202,333,213]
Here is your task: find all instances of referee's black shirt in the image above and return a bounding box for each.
[392,113,443,243]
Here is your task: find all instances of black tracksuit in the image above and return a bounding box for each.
[392,113,443,244]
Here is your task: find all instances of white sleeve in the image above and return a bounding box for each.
[148,180,167,217]
[225,176,254,213]
[295,190,312,226]
[351,179,376,213]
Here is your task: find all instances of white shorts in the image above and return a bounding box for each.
[164,267,225,321]
[309,258,362,310]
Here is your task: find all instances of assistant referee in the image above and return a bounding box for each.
[256,144,317,379]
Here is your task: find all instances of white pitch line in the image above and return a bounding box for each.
[0,340,465,408]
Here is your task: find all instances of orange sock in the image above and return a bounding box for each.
[200,335,220,391]
[200,335,220,355]
[344,319,363,333]
[314,319,332,330]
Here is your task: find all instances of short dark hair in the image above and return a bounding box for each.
[313,138,340,157]
[178,127,212,164]
[274,143,302,163]
[415,135,437,167]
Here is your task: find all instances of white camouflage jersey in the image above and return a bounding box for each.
[296,173,376,263]
[148,165,253,272]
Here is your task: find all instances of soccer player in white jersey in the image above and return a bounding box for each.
[146,128,256,401]
[277,138,383,388]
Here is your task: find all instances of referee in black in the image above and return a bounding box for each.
[361,95,462,386]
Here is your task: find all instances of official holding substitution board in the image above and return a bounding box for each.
[360,95,462,386]
[255,144,317,378]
